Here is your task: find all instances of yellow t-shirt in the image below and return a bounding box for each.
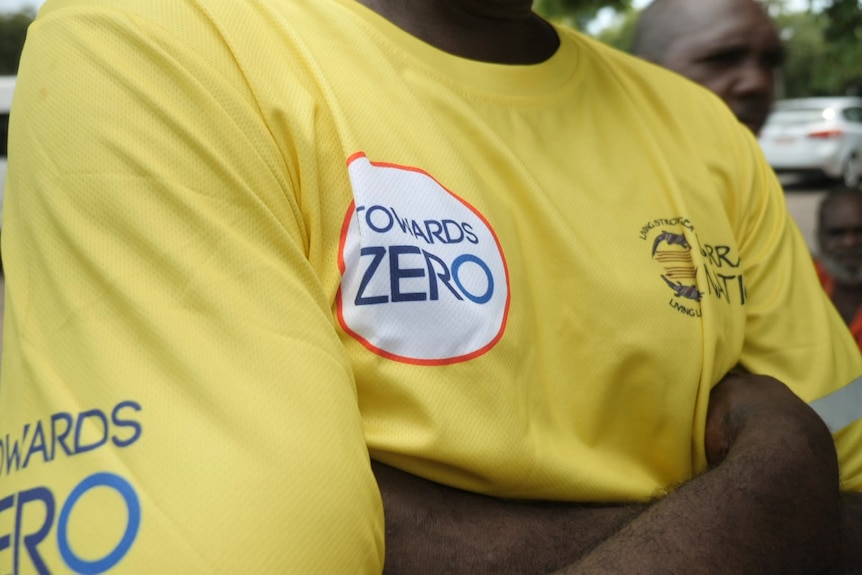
[2,0,861,572]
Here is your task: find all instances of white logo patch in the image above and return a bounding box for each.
[337,153,510,365]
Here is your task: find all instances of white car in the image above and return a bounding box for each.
[758,97,862,187]
[0,75,14,228]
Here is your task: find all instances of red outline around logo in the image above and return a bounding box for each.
[336,152,511,366]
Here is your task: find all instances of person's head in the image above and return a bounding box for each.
[632,0,784,135]
[818,187,862,287]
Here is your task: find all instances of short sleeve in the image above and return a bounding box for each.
[733,127,862,492]
[0,2,384,572]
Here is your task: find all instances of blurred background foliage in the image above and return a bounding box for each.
[0,8,34,75]
[1,1,861,97]
[534,0,632,29]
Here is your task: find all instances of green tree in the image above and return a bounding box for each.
[769,0,862,96]
[761,0,807,16]
[594,8,639,52]
[817,0,862,95]
[775,11,829,97]
[0,9,35,75]
[535,0,632,30]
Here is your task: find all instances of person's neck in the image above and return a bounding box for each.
[353,0,559,64]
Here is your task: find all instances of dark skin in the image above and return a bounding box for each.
[355,0,862,571]
[355,0,558,64]
[375,374,861,574]
[634,0,784,135]
[818,192,862,326]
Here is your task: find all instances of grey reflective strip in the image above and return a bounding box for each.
[810,375,862,433]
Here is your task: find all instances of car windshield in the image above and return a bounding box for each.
[766,108,833,126]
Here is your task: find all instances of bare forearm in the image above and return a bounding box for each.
[374,376,852,574]
[559,378,843,575]
[372,460,647,575]
[560,444,839,573]
[831,492,862,574]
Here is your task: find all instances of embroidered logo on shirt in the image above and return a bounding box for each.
[639,217,746,317]
[641,218,702,317]
[337,153,510,365]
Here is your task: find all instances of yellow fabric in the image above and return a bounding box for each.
[2,0,861,572]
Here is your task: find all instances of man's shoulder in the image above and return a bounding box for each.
[559,27,741,144]
[563,28,731,111]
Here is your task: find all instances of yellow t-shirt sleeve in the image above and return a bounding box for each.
[732,127,862,492]
[0,3,383,573]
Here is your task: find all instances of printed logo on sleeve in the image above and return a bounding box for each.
[337,153,510,365]
[1,401,144,574]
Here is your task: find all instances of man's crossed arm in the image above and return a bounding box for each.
[374,374,862,574]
